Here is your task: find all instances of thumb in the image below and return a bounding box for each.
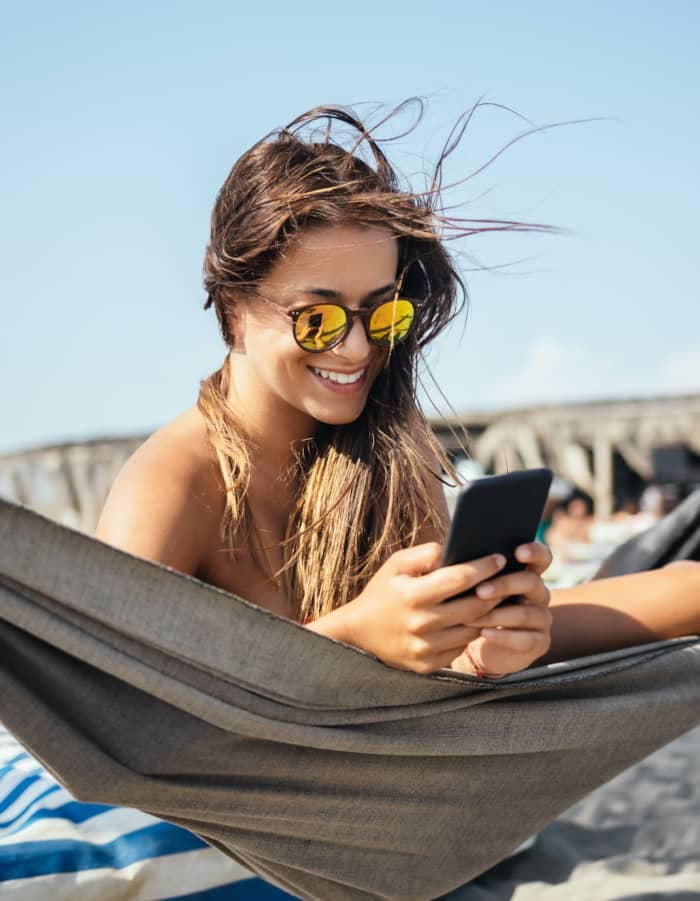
[387,541,443,577]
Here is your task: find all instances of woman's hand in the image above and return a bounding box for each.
[307,542,510,674]
[452,541,553,678]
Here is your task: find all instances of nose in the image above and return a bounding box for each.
[331,315,371,362]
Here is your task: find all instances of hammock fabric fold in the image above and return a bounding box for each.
[1,497,699,901]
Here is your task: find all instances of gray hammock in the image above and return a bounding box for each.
[1,495,699,901]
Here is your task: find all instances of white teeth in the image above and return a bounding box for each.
[311,367,365,385]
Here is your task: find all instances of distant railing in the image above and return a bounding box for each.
[0,436,146,533]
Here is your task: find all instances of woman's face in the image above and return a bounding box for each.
[230,224,400,431]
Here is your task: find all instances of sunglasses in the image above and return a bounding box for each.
[254,293,417,353]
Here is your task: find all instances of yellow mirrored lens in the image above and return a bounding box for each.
[294,304,348,350]
[368,299,415,344]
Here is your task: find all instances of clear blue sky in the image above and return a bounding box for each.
[1,1,699,453]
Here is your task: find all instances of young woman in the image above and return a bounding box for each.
[96,104,700,679]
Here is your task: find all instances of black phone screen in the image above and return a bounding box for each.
[441,467,553,602]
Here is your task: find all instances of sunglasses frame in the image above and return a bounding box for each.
[249,260,423,353]
[285,296,416,353]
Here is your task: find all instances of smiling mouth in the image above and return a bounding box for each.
[309,366,367,386]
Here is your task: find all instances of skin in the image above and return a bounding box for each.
[96,223,700,678]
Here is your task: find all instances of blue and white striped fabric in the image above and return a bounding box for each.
[0,726,294,899]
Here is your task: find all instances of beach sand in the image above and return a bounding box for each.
[451,725,700,900]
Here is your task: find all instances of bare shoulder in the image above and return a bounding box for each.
[95,406,224,575]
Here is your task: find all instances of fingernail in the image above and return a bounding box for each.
[477,583,495,598]
[482,628,500,639]
[518,547,532,560]
[494,554,506,568]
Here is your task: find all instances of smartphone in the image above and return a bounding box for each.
[441,467,553,604]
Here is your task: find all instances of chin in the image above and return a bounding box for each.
[312,404,366,427]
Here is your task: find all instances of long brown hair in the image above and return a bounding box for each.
[198,101,550,622]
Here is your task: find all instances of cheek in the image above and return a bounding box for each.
[376,347,390,370]
[246,327,309,381]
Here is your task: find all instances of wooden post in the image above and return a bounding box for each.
[593,432,613,519]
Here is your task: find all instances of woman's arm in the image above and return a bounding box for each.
[542,561,700,663]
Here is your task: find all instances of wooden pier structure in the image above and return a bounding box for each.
[2,394,700,531]
[431,394,700,518]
